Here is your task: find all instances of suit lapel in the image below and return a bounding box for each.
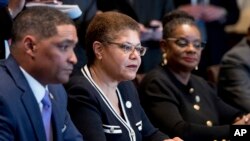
[5,56,46,141]
[21,92,47,141]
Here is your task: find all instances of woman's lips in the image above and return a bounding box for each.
[183,57,197,62]
[127,65,138,71]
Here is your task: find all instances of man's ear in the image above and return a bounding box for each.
[23,35,37,57]
[93,41,104,60]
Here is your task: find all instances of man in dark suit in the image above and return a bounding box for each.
[0,6,83,141]
[218,25,250,113]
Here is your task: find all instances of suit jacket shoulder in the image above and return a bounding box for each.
[221,38,250,66]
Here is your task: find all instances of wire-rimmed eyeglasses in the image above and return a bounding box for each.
[166,37,206,49]
[106,41,147,56]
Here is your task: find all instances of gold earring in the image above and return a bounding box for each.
[161,52,167,66]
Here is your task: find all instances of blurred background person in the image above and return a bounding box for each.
[139,10,250,141]
[65,11,182,141]
[218,24,250,113]
[62,0,99,68]
[225,0,250,35]
[0,0,25,59]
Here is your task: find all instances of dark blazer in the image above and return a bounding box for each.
[97,0,138,21]
[0,55,83,141]
[65,65,168,141]
[218,38,250,112]
[0,7,12,59]
[130,0,174,25]
[139,66,243,141]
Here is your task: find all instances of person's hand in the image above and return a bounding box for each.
[201,5,227,22]
[139,23,153,41]
[163,137,183,141]
[8,0,25,18]
[138,23,148,33]
[149,20,163,31]
[233,113,250,125]
[149,20,163,41]
[178,4,203,20]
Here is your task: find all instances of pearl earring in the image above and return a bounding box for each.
[195,66,198,70]
[161,52,167,66]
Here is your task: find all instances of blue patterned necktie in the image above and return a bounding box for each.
[41,90,52,141]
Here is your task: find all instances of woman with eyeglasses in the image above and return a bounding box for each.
[64,11,182,141]
[139,10,250,141]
